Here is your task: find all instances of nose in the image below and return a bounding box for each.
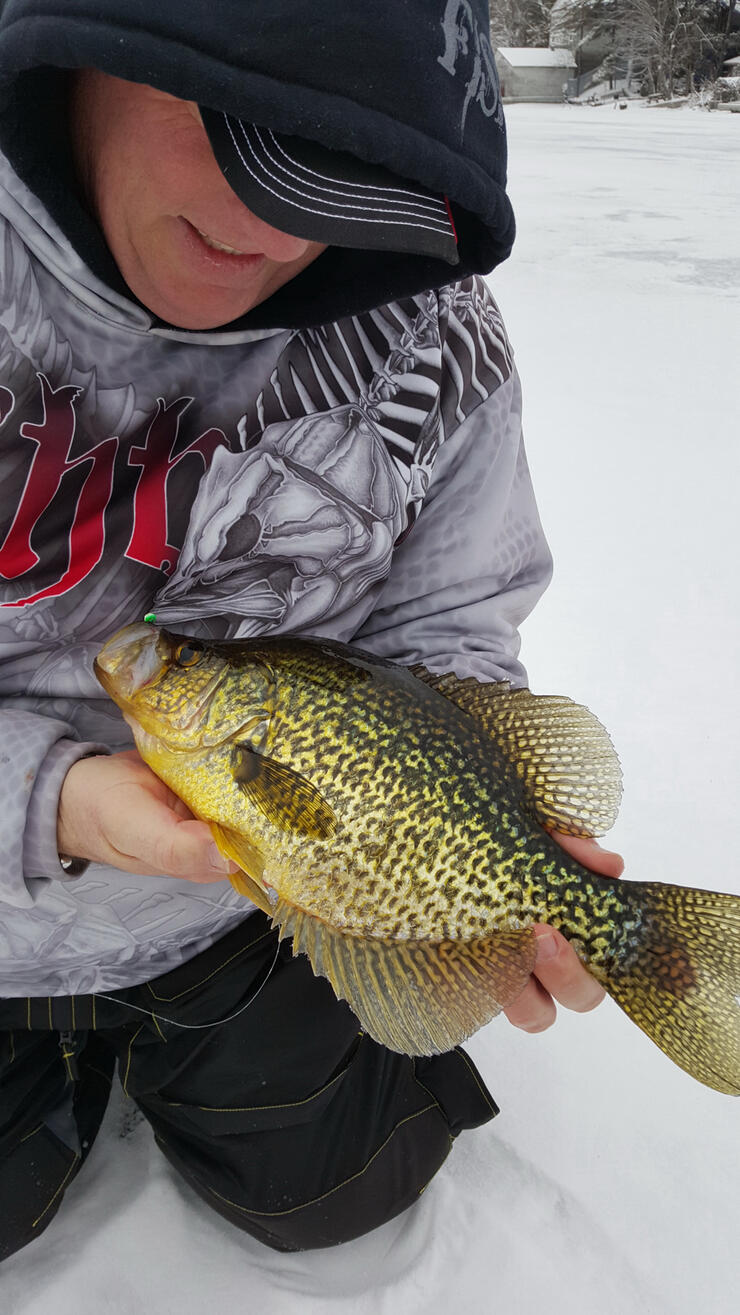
[240,209,317,262]
[193,103,320,263]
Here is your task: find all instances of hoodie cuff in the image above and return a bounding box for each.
[23,738,110,881]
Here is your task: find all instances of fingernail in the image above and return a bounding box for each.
[208,843,233,873]
[535,932,559,962]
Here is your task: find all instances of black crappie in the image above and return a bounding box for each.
[95,623,740,1094]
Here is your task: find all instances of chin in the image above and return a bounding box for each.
[130,271,263,330]
[150,296,259,330]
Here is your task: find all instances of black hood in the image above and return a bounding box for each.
[0,0,515,330]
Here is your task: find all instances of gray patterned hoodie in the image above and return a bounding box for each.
[0,2,552,997]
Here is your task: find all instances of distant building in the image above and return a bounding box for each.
[494,48,576,103]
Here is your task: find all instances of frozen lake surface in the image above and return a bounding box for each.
[5,103,739,1315]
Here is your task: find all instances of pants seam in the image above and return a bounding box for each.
[155,1051,357,1116]
[175,1100,441,1219]
[122,1024,145,1095]
[453,1048,499,1116]
[31,1150,80,1230]
[144,927,275,1004]
[19,1124,43,1145]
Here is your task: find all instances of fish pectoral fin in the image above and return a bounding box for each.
[231,744,337,841]
[410,666,622,838]
[210,822,273,914]
[272,897,537,1056]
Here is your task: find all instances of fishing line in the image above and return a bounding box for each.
[92,942,281,1031]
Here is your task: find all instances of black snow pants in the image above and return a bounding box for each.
[0,912,497,1261]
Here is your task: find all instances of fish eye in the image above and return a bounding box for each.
[173,641,203,669]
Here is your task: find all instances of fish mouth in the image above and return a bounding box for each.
[96,624,272,751]
[94,623,165,705]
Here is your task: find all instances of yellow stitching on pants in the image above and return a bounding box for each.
[26,998,31,1031]
[32,1153,80,1229]
[20,1124,43,1144]
[122,1024,145,1096]
[86,1063,114,1085]
[71,996,76,1030]
[159,1056,354,1114]
[454,1049,498,1115]
[151,1012,167,1042]
[145,928,275,1003]
[47,997,52,1030]
[92,994,96,1029]
[197,1101,439,1218]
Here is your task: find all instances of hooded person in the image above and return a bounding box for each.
[0,0,610,1263]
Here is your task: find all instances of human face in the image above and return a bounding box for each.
[70,72,326,329]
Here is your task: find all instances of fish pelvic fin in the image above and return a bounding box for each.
[597,880,740,1095]
[272,898,537,1055]
[409,667,622,838]
[210,822,273,915]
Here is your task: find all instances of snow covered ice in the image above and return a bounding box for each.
[4,103,739,1315]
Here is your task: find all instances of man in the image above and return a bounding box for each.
[0,0,621,1258]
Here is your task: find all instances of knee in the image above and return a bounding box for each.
[0,1125,82,1262]
[157,1092,454,1252]
[258,1100,454,1251]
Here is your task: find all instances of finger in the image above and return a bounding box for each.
[152,816,240,883]
[531,926,606,1013]
[549,831,625,878]
[503,976,557,1033]
[108,803,236,882]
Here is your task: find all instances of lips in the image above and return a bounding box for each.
[175,218,268,286]
[182,218,262,262]
[194,226,247,256]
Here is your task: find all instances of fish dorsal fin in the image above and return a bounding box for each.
[210,822,274,915]
[231,744,337,840]
[409,666,622,837]
[273,898,537,1055]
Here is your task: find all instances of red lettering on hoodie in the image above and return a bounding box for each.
[126,396,226,574]
[0,373,118,605]
[0,376,227,607]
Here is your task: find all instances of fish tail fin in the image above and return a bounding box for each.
[596,880,740,1095]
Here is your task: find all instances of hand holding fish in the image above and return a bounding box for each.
[504,836,623,1033]
[93,625,740,1094]
[57,750,236,882]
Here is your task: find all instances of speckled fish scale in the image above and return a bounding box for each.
[95,626,740,1093]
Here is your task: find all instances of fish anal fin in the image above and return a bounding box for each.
[210,822,273,914]
[272,897,537,1055]
[409,666,622,838]
[231,743,337,840]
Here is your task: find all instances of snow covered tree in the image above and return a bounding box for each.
[550,0,738,89]
[615,0,724,95]
[550,0,617,49]
[489,1,558,48]
[549,1,619,80]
